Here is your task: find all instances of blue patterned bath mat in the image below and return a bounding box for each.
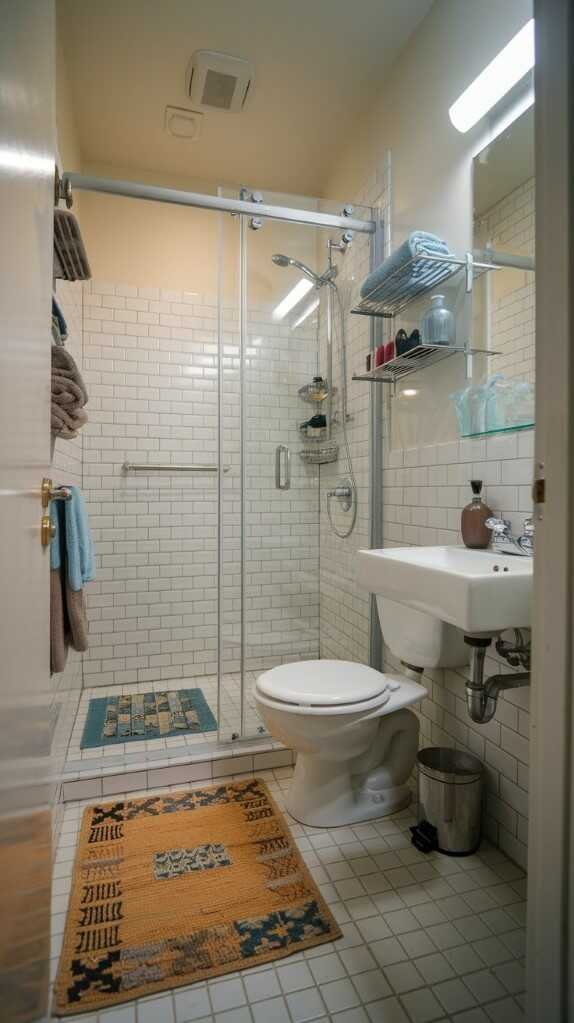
[80,688,217,748]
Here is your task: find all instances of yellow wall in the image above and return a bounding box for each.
[65,162,326,303]
[325,0,532,254]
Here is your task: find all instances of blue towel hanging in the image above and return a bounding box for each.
[50,486,95,591]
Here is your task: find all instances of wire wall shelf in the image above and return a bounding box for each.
[351,250,495,320]
[352,344,499,385]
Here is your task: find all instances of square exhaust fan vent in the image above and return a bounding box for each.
[186,50,254,113]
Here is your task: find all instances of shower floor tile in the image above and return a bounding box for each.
[51,765,527,1023]
[64,671,266,775]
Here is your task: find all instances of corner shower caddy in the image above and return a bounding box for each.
[297,377,339,464]
[351,249,502,390]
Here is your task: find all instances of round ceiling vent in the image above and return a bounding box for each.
[164,106,203,141]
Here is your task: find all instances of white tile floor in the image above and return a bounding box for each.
[51,766,527,1022]
[64,673,266,775]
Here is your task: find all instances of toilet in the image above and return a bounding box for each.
[255,595,469,827]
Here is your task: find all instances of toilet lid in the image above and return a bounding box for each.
[256,660,390,708]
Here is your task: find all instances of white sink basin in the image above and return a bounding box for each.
[356,545,532,634]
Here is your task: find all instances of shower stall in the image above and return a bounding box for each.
[59,174,382,781]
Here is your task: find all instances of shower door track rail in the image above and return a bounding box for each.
[62,173,376,234]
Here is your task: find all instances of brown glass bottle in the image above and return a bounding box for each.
[461,480,492,549]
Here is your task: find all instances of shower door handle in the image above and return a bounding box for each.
[275,445,291,491]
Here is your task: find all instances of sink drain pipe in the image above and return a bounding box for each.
[464,637,530,724]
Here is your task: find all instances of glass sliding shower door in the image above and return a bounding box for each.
[218,191,324,741]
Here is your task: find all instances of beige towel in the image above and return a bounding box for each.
[51,346,88,405]
[66,582,89,652]
[51,404,88,439]
[50,569,68,674]
[51,373,86,407]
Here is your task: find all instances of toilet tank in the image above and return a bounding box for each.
[376,596,469,669]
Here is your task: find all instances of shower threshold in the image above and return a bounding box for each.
[60,672,288,794]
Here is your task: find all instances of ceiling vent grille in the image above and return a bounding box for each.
[186,50,254,113]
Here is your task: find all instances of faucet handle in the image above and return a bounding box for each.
[485,517,511,536]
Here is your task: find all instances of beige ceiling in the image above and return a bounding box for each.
[58,0,433,197]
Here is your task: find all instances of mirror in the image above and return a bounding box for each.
[386,106,535,451]
[470,106,535,434]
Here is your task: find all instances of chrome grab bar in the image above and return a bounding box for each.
[275,445,291,491]
[122,462,230,473]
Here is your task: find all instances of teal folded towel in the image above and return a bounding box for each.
[50,486,95,591]
[360,231,452,299]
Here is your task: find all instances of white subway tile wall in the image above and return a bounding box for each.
[81,281,321,716]
[475,178,535,384]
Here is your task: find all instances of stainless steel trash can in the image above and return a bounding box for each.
[411,747,483,856]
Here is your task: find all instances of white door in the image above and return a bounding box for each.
[528,0,574,1019]
[0,1,56,1019]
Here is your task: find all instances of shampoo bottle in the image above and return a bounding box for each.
[461,480,492,549]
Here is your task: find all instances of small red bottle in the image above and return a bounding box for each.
[384,339,396,363]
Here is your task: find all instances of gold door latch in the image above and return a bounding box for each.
[41,477,53,510]
[41,477,54,547]
[41,514,55,547]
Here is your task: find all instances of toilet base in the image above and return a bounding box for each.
[286,753,412,828]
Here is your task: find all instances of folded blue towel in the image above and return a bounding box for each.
[360,231,452,299]
[52,297,68,341]
[50,486,95,591]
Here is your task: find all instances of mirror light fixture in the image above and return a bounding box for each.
[449,19,534,134]
[273,278,314,321]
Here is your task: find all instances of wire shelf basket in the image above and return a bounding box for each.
[351,250,491,319]
[299,444,339,464]
[298,381,336,404]
[299,425,329,443]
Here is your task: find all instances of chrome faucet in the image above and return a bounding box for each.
[485,516,534,557]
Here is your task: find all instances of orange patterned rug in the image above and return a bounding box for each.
[53,778,340,1015]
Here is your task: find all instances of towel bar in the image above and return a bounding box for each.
[41,477,73,509]
[122,462,230,474]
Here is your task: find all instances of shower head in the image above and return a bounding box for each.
[272,253,324,285]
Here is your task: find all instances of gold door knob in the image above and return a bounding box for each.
[41,514,56,547]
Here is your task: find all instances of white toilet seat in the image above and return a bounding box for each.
[256,659,398,716]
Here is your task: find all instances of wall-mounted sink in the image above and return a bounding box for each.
[356,545,532,635]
